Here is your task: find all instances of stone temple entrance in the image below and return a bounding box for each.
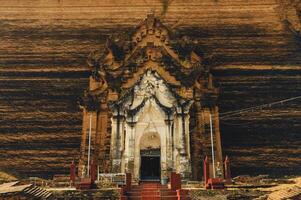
[79,14,223,182]
[140,151,160,180]
[140,133,161,180]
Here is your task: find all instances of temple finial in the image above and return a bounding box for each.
[147,8,156,20]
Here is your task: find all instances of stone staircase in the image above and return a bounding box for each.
[23,185,53,199]
[124,182,189,200]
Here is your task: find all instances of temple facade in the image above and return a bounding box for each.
[79,14,223,182]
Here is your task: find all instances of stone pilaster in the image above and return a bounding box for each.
[191,104,206,180]
[111,113,125,173]
[165,118,173,171]
[95,109,109,173]
[123,121,136,177]
[175,110,192,179]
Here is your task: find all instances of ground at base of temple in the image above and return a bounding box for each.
[0,173,300,200]
[186,176,301,200]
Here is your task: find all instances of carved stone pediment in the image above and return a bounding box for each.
[85,14,217,93]
[80,14,220,113]
[110,70,192,119]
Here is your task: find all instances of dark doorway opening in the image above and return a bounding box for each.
[140,156,160,180]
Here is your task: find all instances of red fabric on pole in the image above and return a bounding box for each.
[203,156,209,187]
[224,156,232,184]
[70,160,76,185]
[90,160,97,183]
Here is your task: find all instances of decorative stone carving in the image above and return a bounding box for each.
[277,0,301,35]
[79,14,223,182]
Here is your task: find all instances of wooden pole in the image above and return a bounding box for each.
[87,113,92,176]
[209,113,215,178]
[203,156,209,186]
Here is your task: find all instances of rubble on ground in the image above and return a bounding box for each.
[0,172,17,184]
[267,185,301,200]
[190,176,301,200]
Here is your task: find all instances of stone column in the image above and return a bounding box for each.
[183,114,192,179]
[110,117,118,171]
[129,124,136,159]
[124,121,136,180]
[175,110,191,179]
[111,108,125,173]
[122,123,130,173]
[176,112,186,155]
[165,118,173,172]
[191,104,206,180]
[172,117,177,170]
[160,122,168,180]
[90,111,98,162]
[120,120,126,173]
[95,109,109,172]
[184,114,191,160]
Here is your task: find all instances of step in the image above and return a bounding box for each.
[140,184,165,187]
[128,190,169,195]
[141,191,160,195]
[131,187,167,190]
[133,186,168,190]
[125,182,190,200]
[160,190,177,196]
[130,189,158,191]
[140,183,161,186]
[129,188,166,191]
[126,196,178,200]
[126,196,162,200]
[127,191,160,196]
[121,196,128,200]
[160,196,178,200]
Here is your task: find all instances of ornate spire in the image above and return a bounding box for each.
[84,14,218,103]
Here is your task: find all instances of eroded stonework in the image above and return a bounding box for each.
[79,14,222,182]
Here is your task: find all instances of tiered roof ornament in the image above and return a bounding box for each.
[80,13,218,111]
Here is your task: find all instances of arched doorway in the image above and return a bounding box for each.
[140,132,161,180]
